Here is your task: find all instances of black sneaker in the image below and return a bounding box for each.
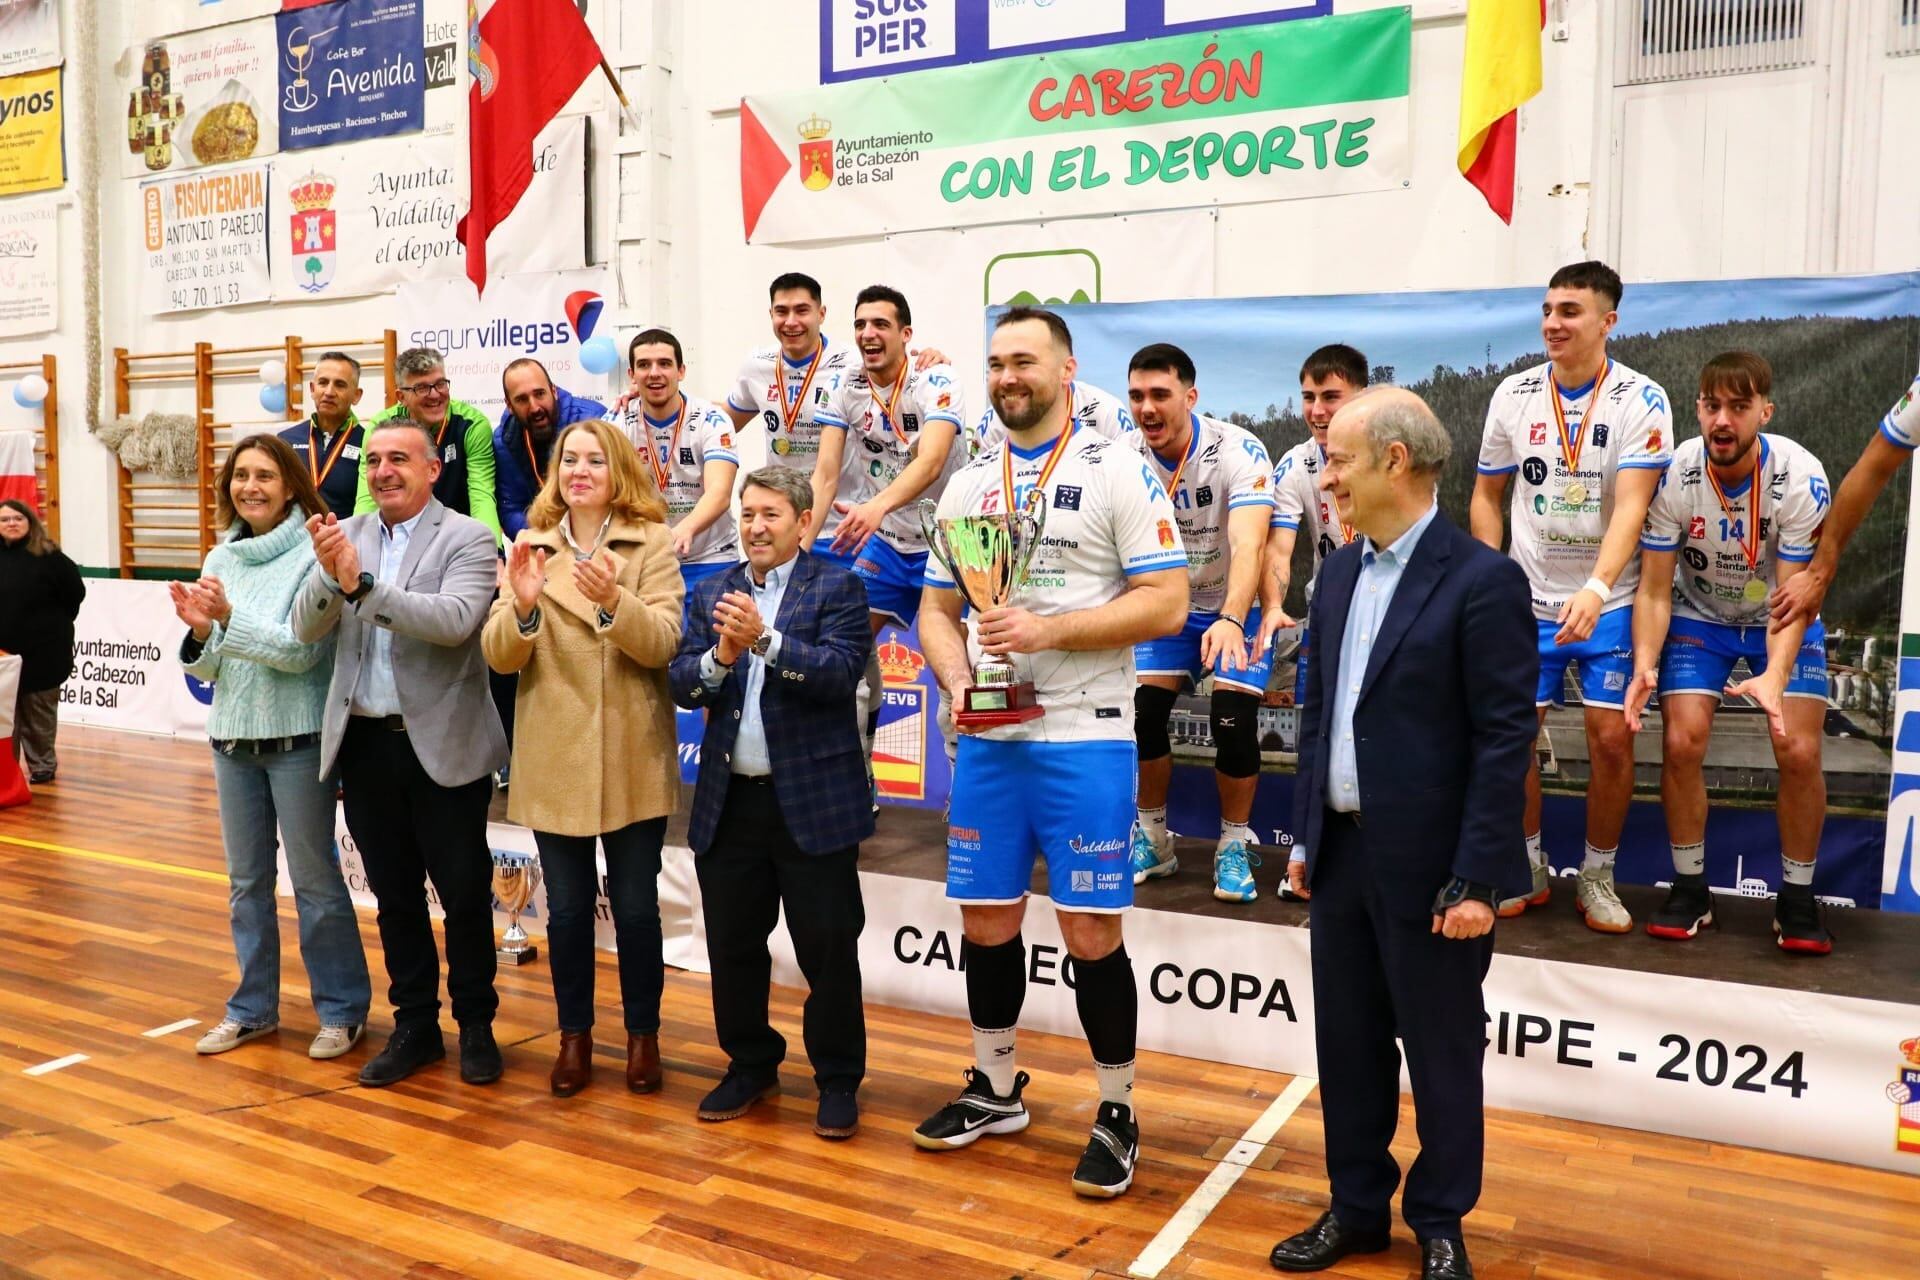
[1071,1100,1139,1198]
[1646,874,1714,940]
[912,1068,1030,1150]
[1773,885,1833,956]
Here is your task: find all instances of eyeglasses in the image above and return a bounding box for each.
[400,378,451,396]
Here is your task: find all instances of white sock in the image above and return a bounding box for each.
[972,1025,1018,1096]
[1582,842,1617,873]
[1525,830,1546,871]
[1219,820,1256,848]
[1671,841,1705,877]
[1137,805,1168,844]
[937,687,957,768]
[1781,856,1815,888]
[1094,1058,1135,1109]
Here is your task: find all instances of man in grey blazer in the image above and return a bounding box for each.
[294,417,510,1088]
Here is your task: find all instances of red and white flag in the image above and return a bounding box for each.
[0,655,29,808]
[457,0,604,293]
[0,430,39,511]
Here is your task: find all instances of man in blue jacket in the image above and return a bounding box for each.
[1270,388,1536,1280]
[492,358,607,538]
[670,465,874,1141]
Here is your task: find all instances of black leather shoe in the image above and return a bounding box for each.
[358,1024,445,1088]
[459,1024,503,1085]
[1269,1211,1391,1272]
[697,1071,778,1121]
[814,1088,858,1140]
[1422,1238,1473,1279]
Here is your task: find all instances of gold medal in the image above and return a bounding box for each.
[1562,481,1587,506]
[1742,578,1768,604]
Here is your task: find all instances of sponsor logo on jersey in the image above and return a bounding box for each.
[1689,515,1707,539]
[1054,484,1082,511]
[1591,423,1609,448]
[1196,485,1214,508]
[719,433,732,449]
[1529,422,1547,445]
[1646,428,1663,452]
[936,392,951,409]
[1522,457,1549,486]
[679,447,695,465]
[1157,518,1175,549]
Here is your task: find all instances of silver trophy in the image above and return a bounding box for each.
[491,852,542,965]
[918,498,1048,727]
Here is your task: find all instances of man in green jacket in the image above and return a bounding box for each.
[354,347,504,545]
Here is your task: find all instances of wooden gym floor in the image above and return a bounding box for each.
[0,727,1913,1280]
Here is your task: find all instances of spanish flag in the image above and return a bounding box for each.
[1457,0,1545,224]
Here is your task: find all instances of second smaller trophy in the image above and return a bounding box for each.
[919,499,1047,728]
[491,852,542,965]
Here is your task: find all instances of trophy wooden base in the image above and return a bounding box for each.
[955,680,1046,729]
[497,945,538,965]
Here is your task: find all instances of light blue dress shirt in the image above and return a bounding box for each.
[350,508,426,717]
[1326,501,1439,812]
[699,555,792,777]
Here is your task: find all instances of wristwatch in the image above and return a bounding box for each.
[342,571,375,603]
[750,630,773,658]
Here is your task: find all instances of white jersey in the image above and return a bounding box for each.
[1270,438,1358,587]
[822,361,968,554]
[1877,366,1920,450]
[927,427,1186,743]
[1137,414,1274,613]
[1641,434,1829,626]
[1477,358,1673,621]
[970,380,1138,457]
[607,395,739,565]
[727,339,855,533]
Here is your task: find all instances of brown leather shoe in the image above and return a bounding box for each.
[550,1031,592,1097]
[626,1032,662,1093]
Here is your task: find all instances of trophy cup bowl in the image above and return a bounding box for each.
[491,852,542,965]
[919,499,1048,728]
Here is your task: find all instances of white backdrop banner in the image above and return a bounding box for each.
[59,580,211,738]
[810,871,1920,1176]
[0,198,57,338]
[397,266,617,420]
[268,115,587,303]
[138,161,273,315]
[0,0,61,77]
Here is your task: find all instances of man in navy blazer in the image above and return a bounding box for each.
[1270,389,1537,1280]
[670,465,874,1139]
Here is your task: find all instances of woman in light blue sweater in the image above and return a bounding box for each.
[174,433,371,1061]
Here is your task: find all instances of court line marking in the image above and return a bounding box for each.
[0,834,227,884]
[24,1054,89,1077]
[143,1019,200,1038]
[1127,1073,1318,1280]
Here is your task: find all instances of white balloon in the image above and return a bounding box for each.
[16,373,48,404]
[258,359,287,386]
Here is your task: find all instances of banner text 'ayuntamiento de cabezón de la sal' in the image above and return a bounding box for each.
[741,8,1409,244]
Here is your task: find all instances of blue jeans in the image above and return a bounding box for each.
[211,740,371,1028]
[534,818,668,1034]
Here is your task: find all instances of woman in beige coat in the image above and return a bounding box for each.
[482,417,684,1097]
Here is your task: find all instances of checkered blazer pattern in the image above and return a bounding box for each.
[669,552,876,856]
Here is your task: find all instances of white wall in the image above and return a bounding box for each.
[2,0,1915,568]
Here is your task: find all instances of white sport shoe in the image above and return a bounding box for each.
[309,1024,365,1060]
[1576,865,1632,934]
[195,1017,277,1055]
[1129,824,1177,885]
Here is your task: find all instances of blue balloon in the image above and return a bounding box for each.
[579,336,620,375]
[259,383,288,414]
